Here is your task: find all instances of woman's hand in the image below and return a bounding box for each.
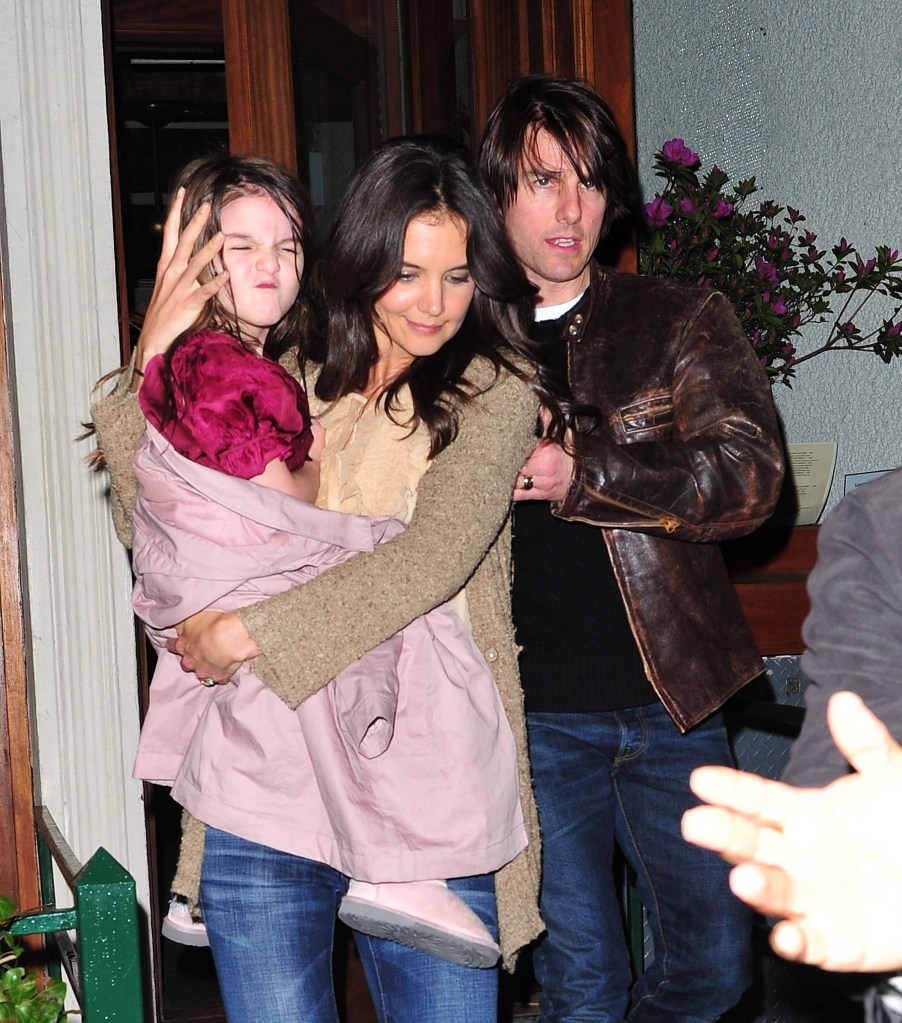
[133,189,230,379]
[167,609,260,683]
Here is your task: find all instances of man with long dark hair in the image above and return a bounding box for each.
[480,74,784,1022]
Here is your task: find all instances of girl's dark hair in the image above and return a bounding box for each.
[157,153,316,427]
[308,134,569,457]
[479,74,637,240]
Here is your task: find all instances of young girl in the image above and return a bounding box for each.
[130,153,525,969]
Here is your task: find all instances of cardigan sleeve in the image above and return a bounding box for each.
[89,361,145,547]
[238,360,539,709]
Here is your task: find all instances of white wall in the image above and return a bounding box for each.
[0,0,147,908]
[634,0,902,514]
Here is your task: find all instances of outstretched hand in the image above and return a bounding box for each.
[134,189,230,376]
[682,691,902,972]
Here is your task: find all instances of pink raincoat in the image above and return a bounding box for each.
[131,424,527,881]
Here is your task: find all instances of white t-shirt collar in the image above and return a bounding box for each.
[534,291,587,322]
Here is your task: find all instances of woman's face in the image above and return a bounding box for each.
[372,213,476,374]
[216,193,303,343]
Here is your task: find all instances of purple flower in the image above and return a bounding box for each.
[887,322,902,337]
[835,238,852,256]
[855,257,877,275]
[771,296,787,315]
[835,269,846,283]
[679,197,698,215]
[888,249,900,263]
[838,321,857,335]
[706,248,719,262]
[713,199,734,218]
[804,231,818,245]
[754,256,779,286]
[661,139,700,168]
[645,197,674,227]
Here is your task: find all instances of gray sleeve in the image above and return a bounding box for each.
[783,470,902,786]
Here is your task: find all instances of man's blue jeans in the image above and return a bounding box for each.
[200,827,499,1023]
[527,703,752,1023]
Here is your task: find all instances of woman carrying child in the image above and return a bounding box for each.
[92,137,566,1022]
[131,151,527,968]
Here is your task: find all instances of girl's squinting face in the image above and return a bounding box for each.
[217,194,303,343]
[373,214,476,373]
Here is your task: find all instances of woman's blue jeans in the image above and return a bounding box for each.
[200,827,499,1022]
[527,703,752,1023]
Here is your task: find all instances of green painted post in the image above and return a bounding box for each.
[74,848,145,1023]
[34,825,63,982]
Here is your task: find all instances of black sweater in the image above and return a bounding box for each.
[511,313,655,713]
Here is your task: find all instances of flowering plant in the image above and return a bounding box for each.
[639,139,902,386]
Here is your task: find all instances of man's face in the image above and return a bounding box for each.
[503,128,607,306]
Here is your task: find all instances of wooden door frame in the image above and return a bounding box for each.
[222,0,637,182]
[468,0,635,149]
[222,0,297,169]
[0,261,39,916]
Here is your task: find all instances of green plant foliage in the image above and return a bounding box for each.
[0,900,66,1022]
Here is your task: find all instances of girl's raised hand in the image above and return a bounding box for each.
[134,188,230,374]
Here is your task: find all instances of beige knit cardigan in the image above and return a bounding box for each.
[91,353,544,968]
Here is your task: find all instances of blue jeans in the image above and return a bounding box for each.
[527,704,752,1023]
[200,827,499,1023]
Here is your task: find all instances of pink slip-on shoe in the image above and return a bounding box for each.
[161,897,210,948]
[338,879,500,968]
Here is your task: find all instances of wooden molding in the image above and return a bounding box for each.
[0,268,39,914]
[222,0,296,169]
[111,0,223,47]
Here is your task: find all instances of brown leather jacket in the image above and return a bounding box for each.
[554,263,785,731]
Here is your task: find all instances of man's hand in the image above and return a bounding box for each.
[167,609,260,683]
[514,438,574,502]
[682,691,902,973]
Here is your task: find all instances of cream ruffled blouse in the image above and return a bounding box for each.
[311,388,471,626]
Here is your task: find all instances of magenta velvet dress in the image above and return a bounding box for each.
[138,329,314,477]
